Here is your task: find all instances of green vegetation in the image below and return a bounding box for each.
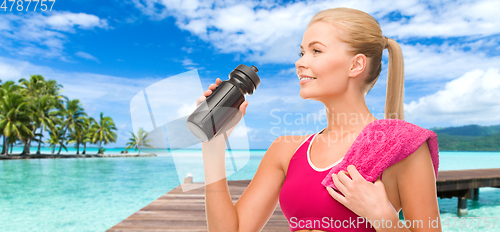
[431,124,500,151]
[0,75,118,156]
[125,127,154,154]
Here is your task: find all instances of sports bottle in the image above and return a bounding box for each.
[186,64,260,142]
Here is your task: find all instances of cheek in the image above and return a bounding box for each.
[313,58,349,92]
[314,57,345,77]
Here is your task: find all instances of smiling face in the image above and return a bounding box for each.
[295,21,355,100]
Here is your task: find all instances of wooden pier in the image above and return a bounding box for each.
[108,168,500,231]
[107,178,288,232]
[436,168,500,215]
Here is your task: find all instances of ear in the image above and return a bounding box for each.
[348,54,367,78]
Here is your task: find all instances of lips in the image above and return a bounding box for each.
[298,73,316,79]
[298,74,316,85]
[299,78,316,85]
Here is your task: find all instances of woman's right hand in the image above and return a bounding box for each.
[197,78,249,143]
[196,78,222,107]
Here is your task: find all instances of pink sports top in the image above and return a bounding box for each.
[279,129,397,231]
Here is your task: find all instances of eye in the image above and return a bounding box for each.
[298,49,321,58]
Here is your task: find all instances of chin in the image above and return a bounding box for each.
[299,91,312,100]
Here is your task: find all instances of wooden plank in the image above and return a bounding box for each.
[436,168,500,192]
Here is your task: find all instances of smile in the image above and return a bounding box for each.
[299,78,316,85]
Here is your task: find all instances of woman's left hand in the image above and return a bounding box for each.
[326,165,393,220]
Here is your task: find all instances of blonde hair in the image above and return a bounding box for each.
[308,7,404,120]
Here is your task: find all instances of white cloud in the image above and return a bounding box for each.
[382,0,500,39]
[75,51,100,62]
[401,42,500,81]
[0,12,108,60]
[404,68,500,125]
[181,58,197,67]
[128,0,500,64]
[45,12,108,32]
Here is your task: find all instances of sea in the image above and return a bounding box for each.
[0,147,499,232]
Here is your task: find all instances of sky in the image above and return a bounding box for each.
[1,0,500,149]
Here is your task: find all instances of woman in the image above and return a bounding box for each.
[197,7,442,232]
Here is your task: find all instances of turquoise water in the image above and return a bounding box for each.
[431,152,500,232]
[0,150,499,231]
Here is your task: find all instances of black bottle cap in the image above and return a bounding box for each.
[234,64,260,89]
[250,65,258,73]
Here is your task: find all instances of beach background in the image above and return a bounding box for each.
[1,149,500,232]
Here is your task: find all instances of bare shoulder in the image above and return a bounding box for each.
[272,134,310,175]
[391,141,434,175]
[393,141,441,227]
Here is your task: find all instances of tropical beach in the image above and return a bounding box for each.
[0,76,119,157]
[0,76,156,160]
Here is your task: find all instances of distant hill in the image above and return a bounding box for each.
[428,124,500,151]
[429,124,500,137]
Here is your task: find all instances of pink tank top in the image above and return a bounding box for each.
[279,129,378,231]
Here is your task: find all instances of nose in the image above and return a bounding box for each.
[295,55,307,70]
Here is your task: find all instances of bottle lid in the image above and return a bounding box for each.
[234,64,260,89]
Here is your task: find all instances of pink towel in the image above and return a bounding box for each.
[321,119,439,191]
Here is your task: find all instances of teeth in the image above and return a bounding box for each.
[301,77,316,80]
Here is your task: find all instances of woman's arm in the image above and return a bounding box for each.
[379,141,442,232]
[203,135,289,232]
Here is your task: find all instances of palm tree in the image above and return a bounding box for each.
[0,81,23,155]
[47,126,67,155]
[58,99,87,154]
[81,117,92,155]
[34,95,60,154]
[41,79,66,108]
[125,127,154,154]
[19,75,46,155]
[0,91,33,156]
[67,115,88,155]
[89,112,117,154]
[18,76,62,155]
[6,135,19,155]
[0,80,4,155]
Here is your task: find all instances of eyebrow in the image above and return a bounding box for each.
[300,41,326,49]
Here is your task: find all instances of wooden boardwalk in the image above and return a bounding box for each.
[108,168,500,231]
[436,168,500,215]
[107,179,288,231]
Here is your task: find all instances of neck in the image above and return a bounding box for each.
[319,90,378,139]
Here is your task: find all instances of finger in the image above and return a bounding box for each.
[196,95,206,106]
[326,186,347,205]
[336,171,353,189]
[340,170,351,178]
[240,101,249,115]
[332,173,349,196]
[216,78,222,85]
[346,165,365,181]
[208,83,217,91]
[203,89,212,96]
[373,176,384,186]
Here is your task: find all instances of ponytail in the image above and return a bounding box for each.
[384,37,405,120]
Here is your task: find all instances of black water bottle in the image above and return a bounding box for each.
[186,64,260,142]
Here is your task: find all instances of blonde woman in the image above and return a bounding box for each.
[197,7,442,232]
